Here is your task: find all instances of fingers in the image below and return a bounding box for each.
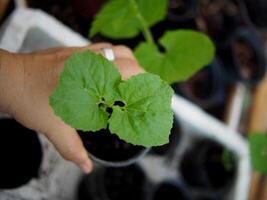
[41,43,144,89]
[96,45,136,61]
[87,42,113,51]
[114,58,145,80]
[112,45,136,60]
[32,42,112,55]
[35,43,136,63]
[43,116,93,174]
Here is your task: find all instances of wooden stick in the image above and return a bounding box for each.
[248,75,267,200]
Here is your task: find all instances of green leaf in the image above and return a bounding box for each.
[109,73,173,147]
[249,133,267,173]
[90,0,167,39]
[136,0,168,27]
[49,51,121,131]
[134,30,215,84]
[90,0,140,39]
[50,51,173,147]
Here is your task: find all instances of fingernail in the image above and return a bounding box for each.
[79,161,92,174]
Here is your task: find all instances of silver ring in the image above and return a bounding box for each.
[102,48,115,61]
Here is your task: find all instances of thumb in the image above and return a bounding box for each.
[44,118,93,174]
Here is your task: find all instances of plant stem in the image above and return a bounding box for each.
[130,0,155,45]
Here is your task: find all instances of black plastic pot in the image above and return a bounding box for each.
[173,58,226,110]
[180,140,236,192]
[168,0,197,22]
[150,181,193,200]
[243,0,267,28]
[78,164,148,200]
[218,27,266,85]
[0,118,43,189]
[196,195,222,200]
[196,0,246,45]
[151,117,181,156]
[78,129,149,167]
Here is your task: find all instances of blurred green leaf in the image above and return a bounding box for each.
[249,133,267,173]
[90,0,167,39]
[135,30,215,84]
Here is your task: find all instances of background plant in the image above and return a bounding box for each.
[90,0,215,84]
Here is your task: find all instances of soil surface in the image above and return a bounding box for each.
[78,129,145,162]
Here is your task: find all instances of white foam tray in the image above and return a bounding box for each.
[0,7,251,200]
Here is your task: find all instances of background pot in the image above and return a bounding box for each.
[78,164,149,200]
[167,0,197,23]
[150,181,193,200]
[196,0,246,45]
[78,129,149,167]
[0,118,43,189]
[243,0,267,29]
[173,57,226,110]
[195,194,222,200]
[180,139,236,192]
[218,27,266,85]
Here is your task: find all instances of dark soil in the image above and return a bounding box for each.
[78,129,145,162]
[0,118,42,189]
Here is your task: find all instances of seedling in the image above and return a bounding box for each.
[49,0,214,147]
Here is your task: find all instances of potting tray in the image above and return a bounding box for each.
[0,7,250,200]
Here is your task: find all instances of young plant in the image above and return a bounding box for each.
[49,0,215,147]
[90,0,215,84]
[49,52,173,147]
[249,133,267,173]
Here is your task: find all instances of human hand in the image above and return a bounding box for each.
[0,43,144,173]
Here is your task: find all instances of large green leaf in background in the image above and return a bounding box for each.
[50,51,173,147]
[249,133,267,173]
[134,30,215,84]
[90,0,168,39]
